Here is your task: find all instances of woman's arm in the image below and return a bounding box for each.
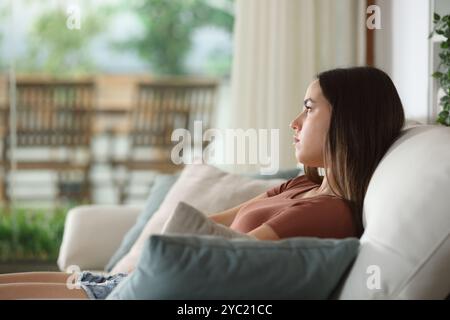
[247,224,280,240]
[208,192,268,227]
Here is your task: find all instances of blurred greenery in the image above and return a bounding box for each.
[0,3,7,71]
[18,2,111,76]
[116,0,235,75]
[0,207,68,261]
[204,47,233,77]
[4,0,234,76]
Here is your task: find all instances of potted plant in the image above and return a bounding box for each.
[430,13,450,126]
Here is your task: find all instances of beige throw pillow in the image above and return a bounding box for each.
[162,201,255,239]
[111,164,284,274]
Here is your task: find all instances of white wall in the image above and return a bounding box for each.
[375,0,431,124]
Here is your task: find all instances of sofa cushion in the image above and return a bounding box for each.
[105,174,179,272]
[107,235,359,300]
[336,125,450,299]
[110,164,285,274]
[161,201,254,239]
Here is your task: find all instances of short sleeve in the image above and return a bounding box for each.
[266,180,291,197]
[263,198,357,239]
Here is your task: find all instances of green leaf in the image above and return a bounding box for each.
[445,114,450,126]
[434,13,441,23]
[442,42,449,49]
[446,28,450,39]
[432,71,443,78]
[438,110,449,119]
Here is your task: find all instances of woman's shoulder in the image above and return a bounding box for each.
[266,192,359,239]
[285,174,316,189]
[295,193,353,217]
[267,174,310,197]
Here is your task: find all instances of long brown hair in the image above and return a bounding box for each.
[304,67,405,238]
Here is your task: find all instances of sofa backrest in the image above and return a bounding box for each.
[336,125,450,299]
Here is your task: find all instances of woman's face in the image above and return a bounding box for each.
[290,80,332,167]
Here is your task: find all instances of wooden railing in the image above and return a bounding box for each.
[0,76,219,204]
[0,78,96,204]
[112,78,219,202]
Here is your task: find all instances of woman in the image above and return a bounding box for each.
[0,66,405,299]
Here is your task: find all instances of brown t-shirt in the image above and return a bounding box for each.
[229,175,358,239]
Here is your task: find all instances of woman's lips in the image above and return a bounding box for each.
[293,135,300,144]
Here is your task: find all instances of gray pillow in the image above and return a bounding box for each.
[107,235,359,300]
[104,174,179,272]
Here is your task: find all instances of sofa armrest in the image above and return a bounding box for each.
[57,205,142,272]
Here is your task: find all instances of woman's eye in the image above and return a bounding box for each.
[305,106,312,113]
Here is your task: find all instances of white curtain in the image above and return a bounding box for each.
[225,0,366,174]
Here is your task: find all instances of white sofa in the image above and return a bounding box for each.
[57,124,450,299]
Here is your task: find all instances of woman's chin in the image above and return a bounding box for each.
[296,152,321,167]
[295,151,306,164]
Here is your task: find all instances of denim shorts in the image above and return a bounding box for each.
[77,271,128,300]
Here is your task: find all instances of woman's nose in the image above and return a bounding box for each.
[290,115,301,131]
[290,120,297,130]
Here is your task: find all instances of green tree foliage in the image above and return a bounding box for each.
[19,5,108,76]
[118,0,234,75]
